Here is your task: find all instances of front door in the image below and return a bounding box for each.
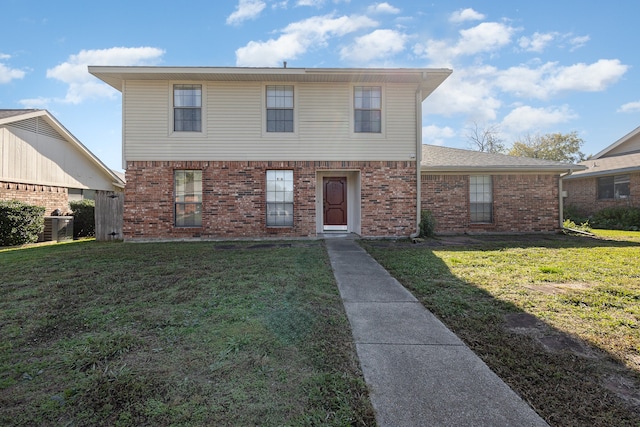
[323,177,347,230]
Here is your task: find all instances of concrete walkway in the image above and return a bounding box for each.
[325,237,549,427]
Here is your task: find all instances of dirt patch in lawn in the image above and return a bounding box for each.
[504,312,640,411]
[523,282,594,294]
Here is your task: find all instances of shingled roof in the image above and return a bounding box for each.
[0,109,40,120]
[421,145,584,173]
[563,151,640,179]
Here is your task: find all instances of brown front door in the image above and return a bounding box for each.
[323,177,347,226]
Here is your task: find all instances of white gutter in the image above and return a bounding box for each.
[410,88,422,239]
[559,169,573,228]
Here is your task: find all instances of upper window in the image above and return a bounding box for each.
[470,175,493,223]
[598,175,630,199]
[354,86,381,133]
[174,170,202,227]
[266,85,294,132]
[266,170,294,227]
[174,84,202,132]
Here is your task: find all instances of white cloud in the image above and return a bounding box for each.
[367,2,400,14]
[0,53,11,60]
[500,105,578,134]
[340,29,406,63]
[617,101,640,113]
[423,67,502,122]
[45,47,164,104]
[496,59,628,99]
[548,59,628,93]
[0,61,26,84]
[422,125,456,146]
[518,32,556,53]
[568,35,590,50]
[415,21,515,66]
[235,14,377,66]
[296,0,324,6]
[298,0,351,4]
[226,0,266,25]
[18,97,51,108]
[449,8,485,23]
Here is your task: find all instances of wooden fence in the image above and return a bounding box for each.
[95,190,124,241]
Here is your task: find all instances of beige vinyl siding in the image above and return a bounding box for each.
[604,133,640,157]
[0,124,115,190]
[122,80,417,162]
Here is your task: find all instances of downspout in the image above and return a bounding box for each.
[559,169,573,229]
[410,87,423,239]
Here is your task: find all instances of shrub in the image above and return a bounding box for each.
[419,210,436,238]
[563,204,588,224]
[70,199,95,238]
[563,218,591,233]
[0,200,45,246]
[590,206,640,231]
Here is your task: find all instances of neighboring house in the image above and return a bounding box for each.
[0,108,125,216]
[89,66,453,240]
[563,126,640,216]
[421,145,584,234]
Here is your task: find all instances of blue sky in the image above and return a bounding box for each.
[1,0,639,171]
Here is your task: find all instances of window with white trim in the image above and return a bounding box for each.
[354,86,381,133]
[174,84,202,132]
[266,170,293,227]
[470,175,493,223]
[598,174,630,199]
[174,170,202,227]
[266,85,294,132]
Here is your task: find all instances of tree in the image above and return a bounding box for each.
[508,131,586,163]
[465,122,505,153]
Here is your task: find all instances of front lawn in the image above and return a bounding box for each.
[0,241,374,426]
[362,233,640,427]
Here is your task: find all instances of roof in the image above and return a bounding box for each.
[0,109,125,188]
[421,145,585,173]
[0,109,40,120]
[592,126,640,159]
[563,151,640,179]
[88,66,452,101]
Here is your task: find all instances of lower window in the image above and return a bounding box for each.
[266,170,293,227]
[598,175,630,199]
[470,175,493,223]
[174,170,202,227]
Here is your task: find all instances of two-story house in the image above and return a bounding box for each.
[89,66,452,240]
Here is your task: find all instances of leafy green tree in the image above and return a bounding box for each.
[509,131,586,163]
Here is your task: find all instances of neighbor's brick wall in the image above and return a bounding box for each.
[563,172,640,216]
[124,160,416,240]
[421,173,561,233]
[0,180,68,215]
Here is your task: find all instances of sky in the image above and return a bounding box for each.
[1,0,639,171]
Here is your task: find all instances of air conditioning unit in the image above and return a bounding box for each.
[42,216,74,242]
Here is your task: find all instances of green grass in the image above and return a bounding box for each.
[592,228,640,242]
[0,240,374,426]
[362,233,640,427]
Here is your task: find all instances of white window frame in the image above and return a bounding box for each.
[350,84,385,139]
[174,170,203,227]
[597,174,630,200]
[470,175,493,223]
[261,84,298,138]
[169,82,207,137]
[266,170,294,227]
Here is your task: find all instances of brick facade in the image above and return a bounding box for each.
[0,180,69,215]
[563,172,640,216]
[124,160,416,240]
[421,173,561,233]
